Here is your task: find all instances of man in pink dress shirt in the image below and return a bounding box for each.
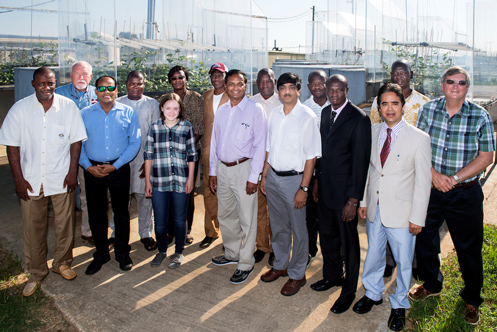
[209,69,268,284]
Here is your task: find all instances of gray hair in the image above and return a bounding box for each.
[71,61,92,74]
[441,66,470,87]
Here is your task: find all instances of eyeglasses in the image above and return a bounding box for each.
[96,86,116,92]
[445,79,468,86]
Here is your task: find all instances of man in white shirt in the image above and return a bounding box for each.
[115,70,160,251]
[302,70,330,266]
[260,72,321,296]
[249,68,282,266]
[0,67,87,296]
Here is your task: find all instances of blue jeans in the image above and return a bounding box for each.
[151,189,188,254]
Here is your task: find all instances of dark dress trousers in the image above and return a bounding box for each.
[316,101,371,300]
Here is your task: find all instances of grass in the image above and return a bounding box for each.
[0,246,77,332]
[0,249,47,331]
[408,224,497,331]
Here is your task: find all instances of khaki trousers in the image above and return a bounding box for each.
[21,185,75,282]
[216,160,257,271]
[256,182,272,253]
[202,165,220,238]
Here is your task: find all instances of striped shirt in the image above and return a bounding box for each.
[416,97,495,182]
[378,119,404,154]
[144,119,197,193]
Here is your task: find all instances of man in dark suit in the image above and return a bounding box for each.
[312,74,371,314]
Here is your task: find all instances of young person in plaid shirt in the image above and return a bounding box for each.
[410,66,495,325]
[144,93,197,269]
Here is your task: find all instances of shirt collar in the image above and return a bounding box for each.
[332,99,348,115]
[229,95,249,110]
[382,119,405,137]
[278,100,304,117]
[32,92,59,111]
[437,97,470,117]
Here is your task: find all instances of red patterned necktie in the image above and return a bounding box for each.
[380,128,392,167]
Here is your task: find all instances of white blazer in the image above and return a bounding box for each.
[360,122,432,228]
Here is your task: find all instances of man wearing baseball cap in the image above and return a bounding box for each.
[200,62,229,248]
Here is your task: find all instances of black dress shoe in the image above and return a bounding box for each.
[85,256,110,275]
[310,278,342,292]
[352,295,383,314]
[199,236,218,249]
[253,250,266,263]
[388,308,406,331]
[330,296,355,314]
[268,252,275,266]
[383,264,396,278]
[116,255,133,271]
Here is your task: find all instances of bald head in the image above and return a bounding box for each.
[326,74,349,109]
[256,68,276,99]
[308,70,327,82]
[33,66,55,80]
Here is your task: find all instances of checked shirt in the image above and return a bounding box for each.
[144,119,197,193]
[416,97,495,183]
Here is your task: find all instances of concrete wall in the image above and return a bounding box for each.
[272,63,366,105]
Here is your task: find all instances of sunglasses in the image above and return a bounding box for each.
[445,79,467,86]
[96,86,116,92]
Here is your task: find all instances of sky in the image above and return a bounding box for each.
[0,0,496,54]
[253,0,329,52]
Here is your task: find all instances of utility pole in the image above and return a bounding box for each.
[311,5,315,55]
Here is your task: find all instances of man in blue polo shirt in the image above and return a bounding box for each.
[56,61,98,245]
[79,75,141,275]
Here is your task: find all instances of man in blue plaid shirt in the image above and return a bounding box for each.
[410,66,495,325]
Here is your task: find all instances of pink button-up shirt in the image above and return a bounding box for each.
[209,95,267,184]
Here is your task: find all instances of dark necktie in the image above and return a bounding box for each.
[329,111,337,131]
[380,128,392,167]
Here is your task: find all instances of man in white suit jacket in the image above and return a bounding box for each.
[352,84,432,331]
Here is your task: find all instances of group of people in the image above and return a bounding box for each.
[0,57,493,330]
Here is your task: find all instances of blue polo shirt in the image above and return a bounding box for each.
[80,101,141,170]
[55,84,98,110]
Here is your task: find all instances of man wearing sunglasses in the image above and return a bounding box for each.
[79,76,141,275]
[410,66,495,325]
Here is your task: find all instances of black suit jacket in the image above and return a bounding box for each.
[316,100,372,209]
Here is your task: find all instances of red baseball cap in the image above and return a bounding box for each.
[209,62,228,74]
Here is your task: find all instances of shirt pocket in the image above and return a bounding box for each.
[51,124,68,146]
[235,125,252,143]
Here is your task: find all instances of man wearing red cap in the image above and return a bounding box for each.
[199,63,229,248]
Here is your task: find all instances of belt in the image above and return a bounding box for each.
[453,179,478,189]
[270,166,303,177]
[220,157,249,167]
[89,159,118,166]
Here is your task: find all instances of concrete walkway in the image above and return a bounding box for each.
[0,145,493,332]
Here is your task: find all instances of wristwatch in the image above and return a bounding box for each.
[452,174,461,184]
[300,186,308,192]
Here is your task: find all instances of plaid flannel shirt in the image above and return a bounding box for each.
[416,97,495,183]
[144,119,197,193]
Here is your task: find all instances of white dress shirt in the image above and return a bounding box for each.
[267,101,321,172]
[303,96,330,124]
[117,95,160,194]
[250,93,282,118]
[0,93,87,196]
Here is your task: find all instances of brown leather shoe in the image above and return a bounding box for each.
[261,268,288,282]
[408,284,441,301]
[52,264,77,280]
[281,277,306,296]
[140,237,158,251]
[23,281,40,297]
[464,304,480,325]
